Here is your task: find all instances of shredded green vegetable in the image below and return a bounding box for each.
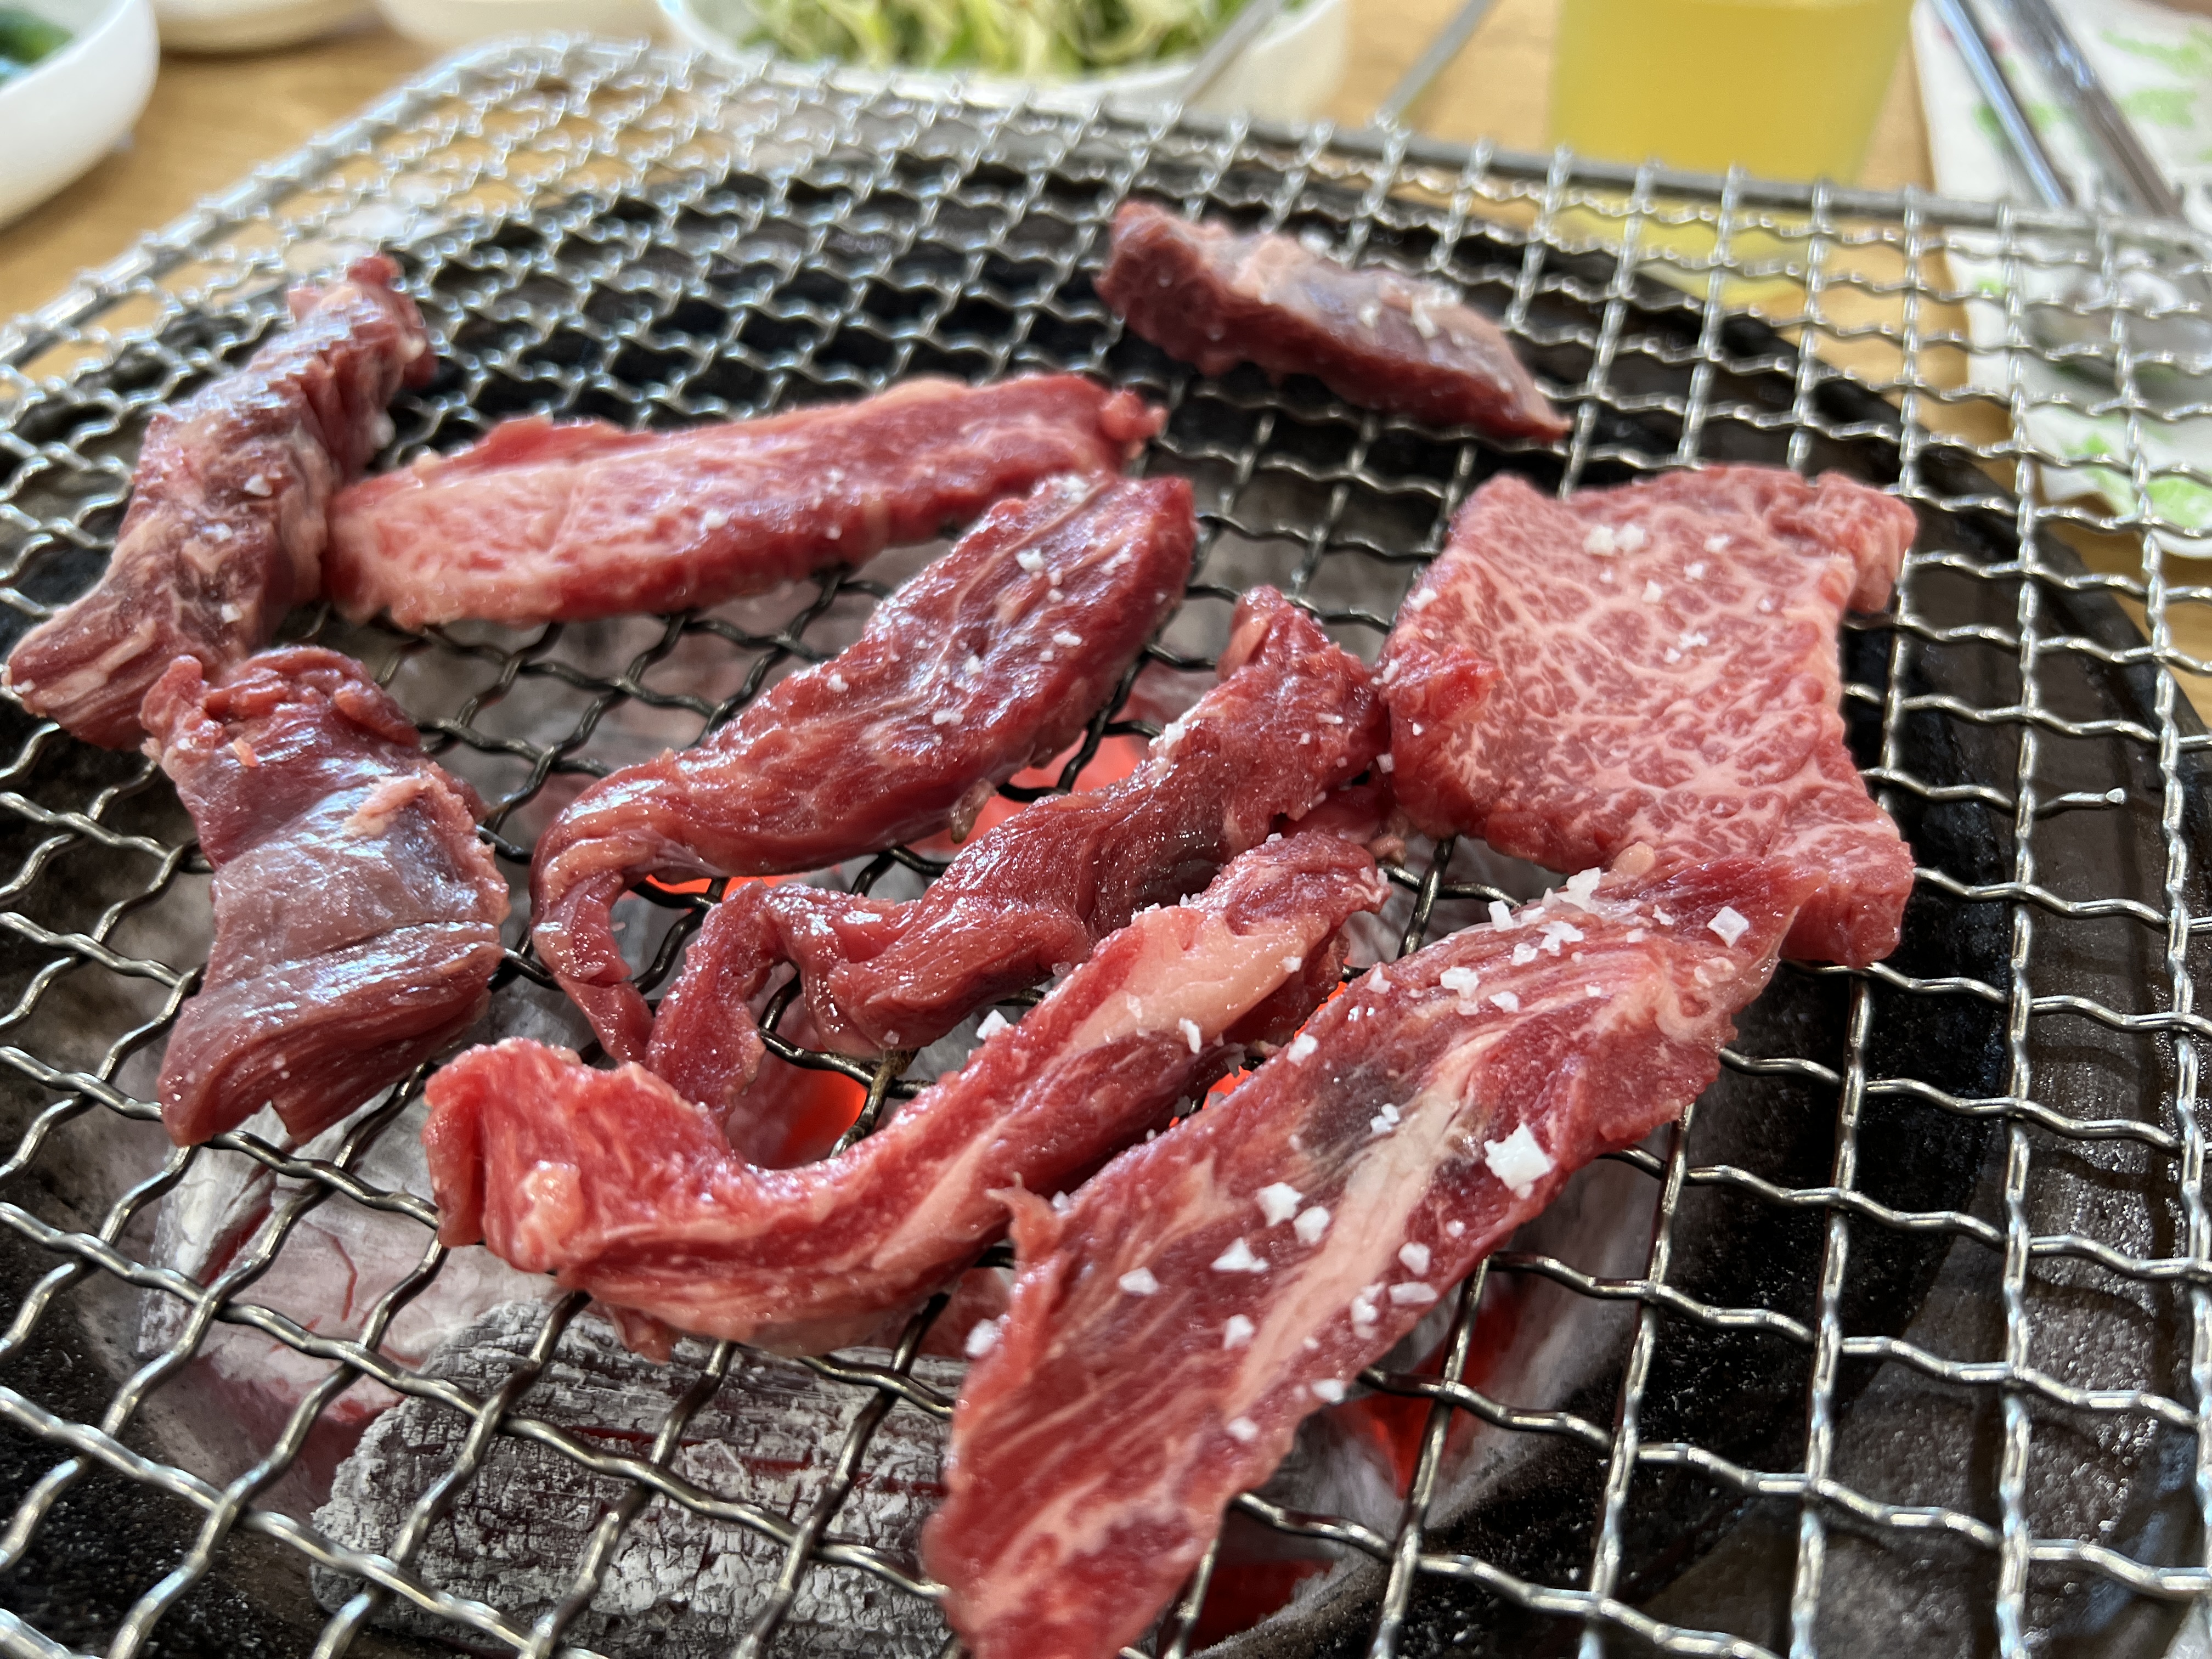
[743,0,1261,76]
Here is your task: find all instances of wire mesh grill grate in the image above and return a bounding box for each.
[0,35,2209,1659]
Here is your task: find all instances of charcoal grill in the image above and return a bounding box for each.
[1,33,2210,1659]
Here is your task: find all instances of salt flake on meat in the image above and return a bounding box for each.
[1226,1416,1259,1443]
[1211,1238,1267,1274]
[6,256,430,749]
[1256,1182,1304,1225]
[1483,1124,1554,1197]
[1382,465,1917,966]
[1294,1206,1330,1244]
[1288,1034,1318,1063]
[976,1009,1011,1040]
[1096,201,1564,441]
[1310,1380,1347,1404]
[1398,1241,1431,1275]
[1223,1315,1256,1349]
[1491,990,1521,1012]
[1118,1269,1160,1296]
[1390,1282,1438,1306]
[1709,905,1751,945]
[327,374,1161,628]
[532,475,1193,1068]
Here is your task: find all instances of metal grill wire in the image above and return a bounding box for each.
[0,35,2207,1659]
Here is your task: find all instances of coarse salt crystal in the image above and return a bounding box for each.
[965,1318,1004,1358]
[1626,928,1646,942]
[1483,1124,1554,1198]
[1378,753,1395,773]
[1510,943,1538,966]
[1562,868,1602,908]
[977,1009,1010,1040]
[242,475,271,497]
[932,709,963,727]
[1663,648,1683,664]
[1584,524,1618,556]
[1223,1315,1256,1349]
[1491,991,1521,1013]
[1703,534,1729,553]
[1350,1291,1379,1328]
[1685,561,1707,579]
[1280,955,1304,973]
[1653,906,1676,926]
[1618,523,1648,553]
[1680,630,1710,649]
[1016,550,1045,573]
[1390,1282,1438,1307]
[1587,984,1605,998]
[219,602,244,623]
[1288,1033,1318,1063]
[1048,588,1064,602]
[1708,905,1750,946]
[1294,1205,1331,1245]
[1642,580,1663,603]
[1226,1416,1259,1443]
[1053,630,1083,649]
[1405,586,1436,610]
[1398,1242,1431,1275]
[1180,1017,1203,1054]
[1051,1191,1073,1214]
[1311,1379,1346,1404]
[827,673,849,692]
[1488,900,1513,928]
[1212,1238,1268,1274]
[206,524,232,542]
[1440,966,1482,996]
[963,654,985,676]
[1446,1220,1466,1238]
[1119,1268,1160,1296]
[1257,1182,1304,1226]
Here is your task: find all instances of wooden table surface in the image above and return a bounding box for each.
[1,1,2202,713]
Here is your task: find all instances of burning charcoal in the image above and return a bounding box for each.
[312,1300,954,1657]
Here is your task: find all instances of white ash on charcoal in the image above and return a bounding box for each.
[312,1299,955,1657]
[134,978,585,1512]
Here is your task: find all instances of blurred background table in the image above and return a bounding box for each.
[0,0,1934,316]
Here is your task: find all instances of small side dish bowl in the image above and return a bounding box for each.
[659,0,1348,122]
[0,0,157,230]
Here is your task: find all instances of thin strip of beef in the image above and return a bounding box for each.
[146,647,509,1146]
[6,256,431,748]
[1381,465,1918,966]
[532,474,1197,1065]
[1096,200,1565,441]
[324,374,1163,629]
[644,586,1387,1161]
[921,851,1814,1659]
[425,833,1386,1356]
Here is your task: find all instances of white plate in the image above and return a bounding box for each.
[155,0,373,52]
[0,0,157,229]
[376,0,657,48]
[659,0,1348,122]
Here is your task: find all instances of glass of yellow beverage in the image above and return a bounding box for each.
[1551,0,1915,183]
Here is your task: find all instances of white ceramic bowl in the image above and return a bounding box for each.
[377,0,657,49]
[660,0,1347,122]
[156,0,373,52]
[0,0,157,229]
